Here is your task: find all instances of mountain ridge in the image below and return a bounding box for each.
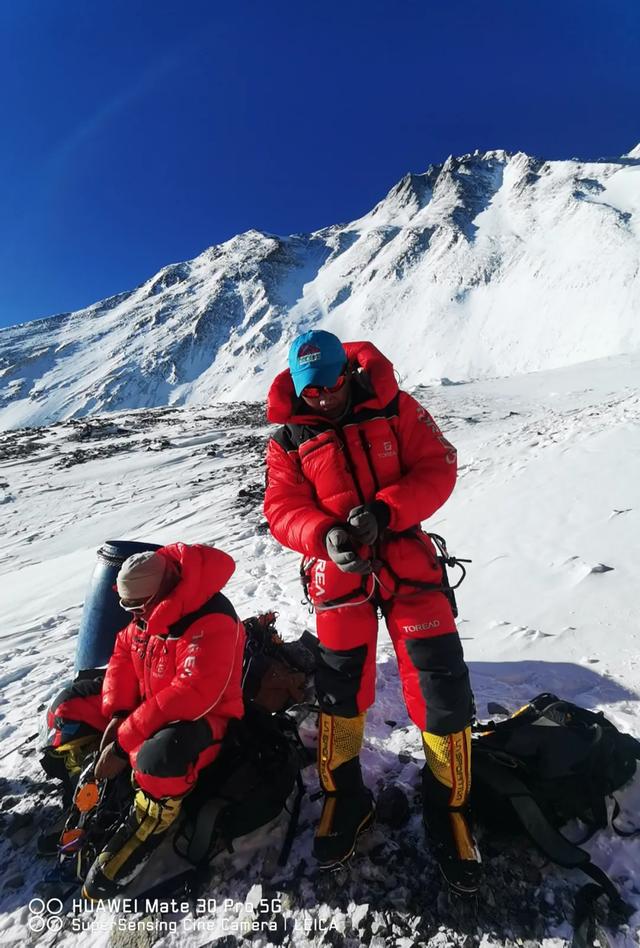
[1,146,639,430]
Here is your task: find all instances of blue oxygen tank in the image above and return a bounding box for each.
[74,540,162,673]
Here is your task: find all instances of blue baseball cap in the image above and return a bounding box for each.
[288,330,347,396]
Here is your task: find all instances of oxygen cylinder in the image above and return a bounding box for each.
[74,540,161,673]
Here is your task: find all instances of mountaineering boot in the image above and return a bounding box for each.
[314,712,375,869]
[38,735,101,854]
[82,790,182,901]
[55,751,109,866]
[40,734,101,805]
[422,727,481,896]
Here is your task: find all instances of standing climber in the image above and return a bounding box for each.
[264,330,479,894]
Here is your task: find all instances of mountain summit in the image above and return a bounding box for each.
[1,147,639,429]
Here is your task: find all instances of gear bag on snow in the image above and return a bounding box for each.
[242,612,317,714]
[174,706,308,868]
[173,612,317,869]
[471,693,640,938]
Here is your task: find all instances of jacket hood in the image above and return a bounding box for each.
[147,542,236,633]
[266,341,399,425]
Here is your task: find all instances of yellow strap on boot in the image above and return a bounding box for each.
[102,792,182,882]
[421,727,471,808]
[318,712,366,793]
[422,727,475,861]
[52,735,99,776]
[133,791,182,834]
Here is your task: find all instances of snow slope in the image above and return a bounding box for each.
[0,352,638,947]
[1,147,639,430]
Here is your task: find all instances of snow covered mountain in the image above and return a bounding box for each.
[1,146,639,430]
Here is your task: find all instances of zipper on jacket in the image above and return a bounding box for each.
[333,425,366,505]
[294,411,367,506]
[358,430,380,494]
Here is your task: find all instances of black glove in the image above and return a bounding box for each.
[112,738,129,761]
[347,502,391,545]
[325,527,372,574]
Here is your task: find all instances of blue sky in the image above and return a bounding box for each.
[0,0,638,329]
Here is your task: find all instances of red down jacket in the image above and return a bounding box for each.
[264,341,458,600]
[101,543,245,755]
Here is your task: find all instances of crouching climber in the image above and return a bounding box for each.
[40,542,245,900]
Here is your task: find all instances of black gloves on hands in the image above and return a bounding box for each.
[346,501,391,546]
[325,527,371,574]
[325,502,390,573]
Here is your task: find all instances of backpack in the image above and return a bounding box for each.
[471,693,640,940]
[174,706,308,868]
[241,612,317,714]
[172,614,318,871]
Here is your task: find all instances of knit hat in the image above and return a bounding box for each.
[116,551,166,602]
[288,330,347,396]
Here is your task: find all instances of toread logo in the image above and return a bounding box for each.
[297,343,322,367]
[378,440,397,458]
[402,620,440,633]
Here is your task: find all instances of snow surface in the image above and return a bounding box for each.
[0,352,638,947]
[1,148,639,430]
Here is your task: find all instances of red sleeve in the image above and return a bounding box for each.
[376,392,457,531]
[101,625,140,719]
[263,436,337,559]
[116,614,244,754]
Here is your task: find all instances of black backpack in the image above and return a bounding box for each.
[174,706,308,868]
[172,614,318,871]
[241,613,317,713]
[471,693,640,940]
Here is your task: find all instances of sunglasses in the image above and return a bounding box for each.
[302,370,348,399]
[119,596,152,613]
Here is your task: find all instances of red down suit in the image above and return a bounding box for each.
[47,543,245,797]
[264,341,473,734]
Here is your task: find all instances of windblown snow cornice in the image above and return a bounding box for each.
[1,146,639,429]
